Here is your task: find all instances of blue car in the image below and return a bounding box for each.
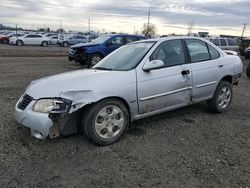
[68,34,147,67]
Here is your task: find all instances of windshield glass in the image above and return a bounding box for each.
[91,35,111,44]
[94,42,155,71]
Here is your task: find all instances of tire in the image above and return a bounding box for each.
[41,41,48,47]
[207,81,233,113]
[63,41,69,47]
[16,40,23,46]
[82,99,129,145]
[3,39,8,44]
[246,63,250,78]
[245,53,250,59]
[89,54,102,67]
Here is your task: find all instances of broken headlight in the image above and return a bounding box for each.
[33,98,71,113]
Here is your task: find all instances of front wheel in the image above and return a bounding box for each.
[41,41,48,47]
[16,40,23,46]
[82,99,129,145]
[207,81,233,113]
[89,54,102,67]
[63,41,69,47]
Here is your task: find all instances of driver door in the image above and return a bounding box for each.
[137,39,193,114]
[106,36,124,54]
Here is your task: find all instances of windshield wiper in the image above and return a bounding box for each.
[94,67,113,70]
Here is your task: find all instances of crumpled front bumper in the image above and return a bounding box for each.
[14,100,53,139]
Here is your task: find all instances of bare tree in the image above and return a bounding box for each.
[142,23,157,38]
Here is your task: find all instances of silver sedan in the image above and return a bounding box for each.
[15,37,243,145]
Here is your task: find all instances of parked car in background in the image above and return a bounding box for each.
[10,34,51,46]
[69,34,147,67]
[57,34,88,47]
[0,33,25,44]
[49,35,58,45]
[0,34,10,44]
[207,37,239,52]
[239,38,250,56]
[14,37,243,145]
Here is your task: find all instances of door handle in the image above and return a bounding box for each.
[181,70,190,75]
[218,64,223,68]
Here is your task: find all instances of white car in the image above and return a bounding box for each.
[15,37,243,145]
[49,35,58,45]
[10,34,51,46]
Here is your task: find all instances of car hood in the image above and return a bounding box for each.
[26,69,133,100]
[71,42,100,49]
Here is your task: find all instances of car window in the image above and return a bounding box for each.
[208,45,220,60]
[220,39,227,46]
[212,39,219,46]
[185,39,210,63]
[126,36,138,44]
[227,38,237,46]
[26,35,33,38]
[27,34,42,38]
[76,36,85,39]
[150,39,185,67]
[94,42,155,71]
[111,36,124,45]
[241,40,250,46]
[52,36,57,39]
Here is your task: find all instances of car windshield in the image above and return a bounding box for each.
[93,42,155,71]
[91,35,111,44]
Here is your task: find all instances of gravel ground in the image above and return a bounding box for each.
[0,45,250,187]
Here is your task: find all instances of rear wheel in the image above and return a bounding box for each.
[16,40,23,46]
[82,99,129,145]
[207,81,233,113]
[3,39,8,44]
[41,41,48,47]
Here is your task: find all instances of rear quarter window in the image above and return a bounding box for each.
[208,45,220,60]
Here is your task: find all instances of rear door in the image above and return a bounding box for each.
[24,34,33,44]
[184,39,221,102]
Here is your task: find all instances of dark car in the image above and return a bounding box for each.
[239,38,250,56]
[246,62,250,78]
[244,47,250,59]
[68,34,147,67]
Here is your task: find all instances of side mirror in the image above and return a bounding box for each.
[143,59,164,71]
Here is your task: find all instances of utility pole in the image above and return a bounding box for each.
[188,22,193,36]
[146,9,151,36]
[241,23,246,39]
[88,16,90,33]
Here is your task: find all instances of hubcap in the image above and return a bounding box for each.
[218,86,231,109]
[91,56,101,65]
[95,105,124,139]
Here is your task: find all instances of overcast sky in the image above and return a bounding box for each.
[1,0,249,36]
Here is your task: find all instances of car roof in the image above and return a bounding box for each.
[107,34,146,38]
[135,36,209,43]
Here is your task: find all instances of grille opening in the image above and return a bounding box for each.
[17,94,33,110]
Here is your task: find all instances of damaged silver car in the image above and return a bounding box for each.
[15,37,243,145]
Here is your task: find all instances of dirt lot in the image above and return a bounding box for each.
[0,44,250,187]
